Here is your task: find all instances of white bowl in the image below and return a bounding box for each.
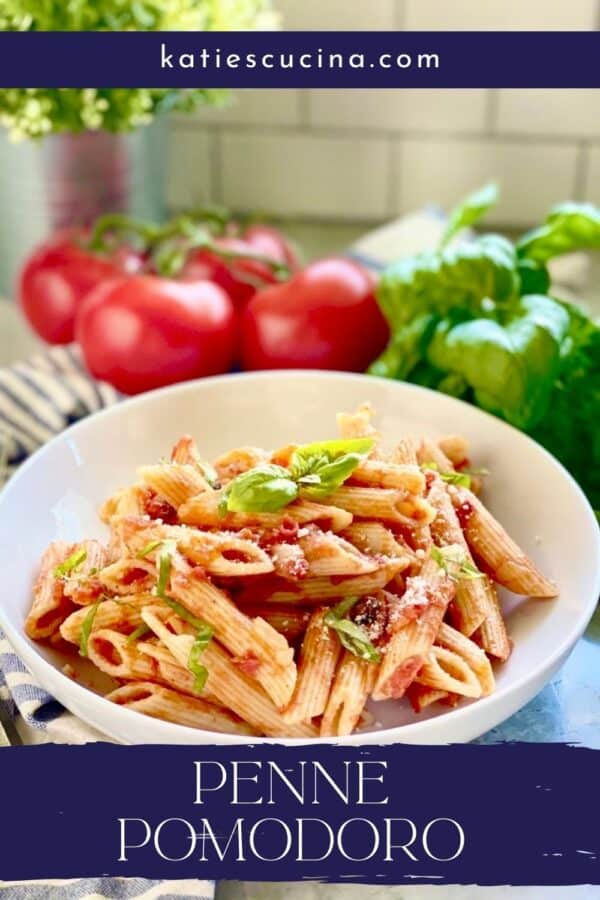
[0,371,598,745]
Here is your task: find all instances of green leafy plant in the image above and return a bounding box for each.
[0,0,276,139]
[370,187,600,512]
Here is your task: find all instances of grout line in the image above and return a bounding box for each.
[394,0,407,30]
[209,128,224,204]
[574,141,590,200]
[297,89,311,128]
[387,137,400,218]
[485,90,499,134]
[170,117,600,147]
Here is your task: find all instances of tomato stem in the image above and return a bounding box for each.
[86,214,159,253]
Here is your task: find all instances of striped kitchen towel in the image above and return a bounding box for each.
[0,345,119,743]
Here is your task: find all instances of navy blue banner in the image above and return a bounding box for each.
[0,31,599,88]
[0,742,599,884]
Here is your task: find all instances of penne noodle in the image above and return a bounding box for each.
[341,521,412,559]
[263,560,408,606]
[415,645,482,698]
[451,487,558,598]
[213,446,270,484]
[99,484,147,524]
[320,650,377,737]
[87,628,158,682]
[297,529,379,577]
[350,459,426,494]
[25,542,76,639]
[179,493,353,533]
[438,434,470,467]
[138,463,211,509]
[106,682,255,735]
[417,437,455,473]
[324,486,435,526]
[427,477,487,636]
[389,435,419,466]
[283,609,341,724]
[473,579,512,662]
[372,560,455,701]
[238,604,311,642]
[336,403,379,441]
[436,622,495,696]
[60,593,154,645]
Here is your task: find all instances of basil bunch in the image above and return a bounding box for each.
[370,186,600,512]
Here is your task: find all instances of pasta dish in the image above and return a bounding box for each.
[25,404,557,738]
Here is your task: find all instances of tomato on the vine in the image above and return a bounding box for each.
[19,229,141,345]
[76,275,237,395]
[241,257,388,372]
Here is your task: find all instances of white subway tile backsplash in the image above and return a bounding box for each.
[496,90,600,137]
[583,146,600,204]
[221,132,390,219]
[404,0,598,30]
[277,0,396,31]
[395,138,579,226]
[308,89,488,134]
[166,128,212,209]
[190,89,301,127]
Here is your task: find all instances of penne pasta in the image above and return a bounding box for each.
[415,645,482,698]
[451,487,558,598]
[320,650,377,737]
[427,477,487,636]
[324,486,435,526]
[138,463,211,509]
[283,609,341,724]
[25,542,76,639]
[107,682,256,735]
[25,405,557,737]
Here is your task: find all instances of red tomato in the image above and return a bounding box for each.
[241,257,389,372]
[19,229,141,345]
[183,224,298,310]
[76,276,237,395]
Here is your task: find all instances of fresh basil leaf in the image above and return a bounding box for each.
[324,597,380,662]
[369,313,438,380]
[290,438,375,498]
[79,599,101,657]
[126,624,151,644]
[188,623,213,693]
[426,295,570,430]
[155,539,177,598]
[162,597,211,632]
[54,548,87,578]
[431,545,483,581]
[136,539,163,559]
[221,465,298,514]
[440,182,499,248]
[517,203,600,264]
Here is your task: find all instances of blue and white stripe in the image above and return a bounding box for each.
[0,346,118,730]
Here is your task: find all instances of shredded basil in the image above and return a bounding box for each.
[54,547,87,578]
[79,600,101,657]
[136,539,163,559]
[431,545,483,581]
[126,624,152,644]
[187,623,213,693]
[324,596,380,663]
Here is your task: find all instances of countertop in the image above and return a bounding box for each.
[1,220,599,900]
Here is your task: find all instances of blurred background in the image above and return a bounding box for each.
[1,0,600,360]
